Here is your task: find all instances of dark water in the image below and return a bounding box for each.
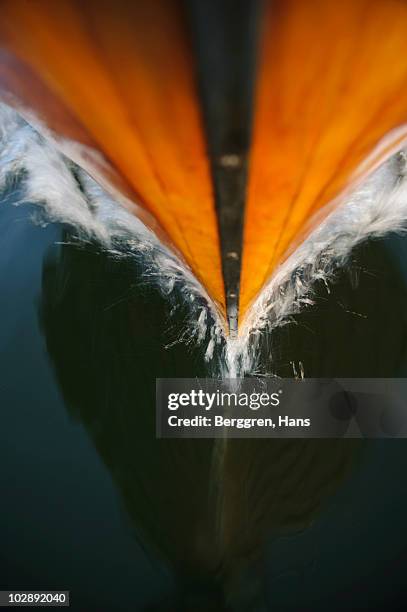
[2,185,407,610]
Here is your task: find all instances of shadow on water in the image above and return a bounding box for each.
[263,237,407,378]
[40,222,407,610]
[40,233,223,610]
[3,186,407,609]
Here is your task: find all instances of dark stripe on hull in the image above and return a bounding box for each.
[186,0,262,334]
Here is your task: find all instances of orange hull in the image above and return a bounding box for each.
[1,0,407,329]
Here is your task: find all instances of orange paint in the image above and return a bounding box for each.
[241,0,407,320]
[0,0,225,312]
[2,0,407,328]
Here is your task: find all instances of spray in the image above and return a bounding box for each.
[1,102,407,378]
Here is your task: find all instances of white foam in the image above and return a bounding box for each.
[233,150,407,376]
[1,102,407,378]
[0,102,227,370]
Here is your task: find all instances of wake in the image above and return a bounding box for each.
[1,102,407,378]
